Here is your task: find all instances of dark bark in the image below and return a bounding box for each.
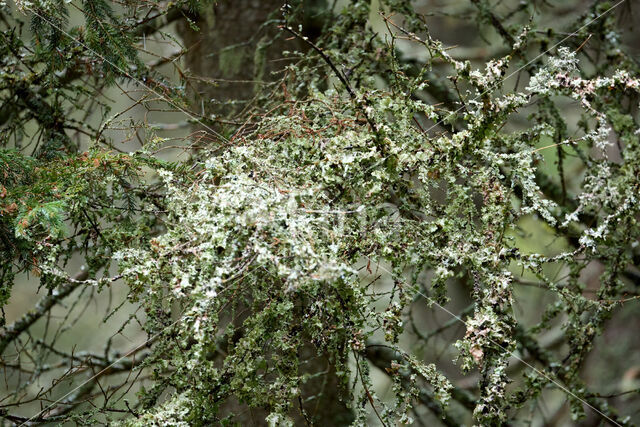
[366,342,475,426]
[178,1,296,120]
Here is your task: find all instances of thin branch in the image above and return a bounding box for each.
[0,270,88,354]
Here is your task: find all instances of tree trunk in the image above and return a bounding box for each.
[179,1,294,119]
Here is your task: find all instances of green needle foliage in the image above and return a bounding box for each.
[1,0,639,425]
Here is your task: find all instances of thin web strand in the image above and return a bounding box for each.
[370,260,623,427]
[19,313,185,425]
[25,6,230,146]
[422,0,628,133]
[18,2,630,426]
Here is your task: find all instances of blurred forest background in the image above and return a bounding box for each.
[2,0,640,425]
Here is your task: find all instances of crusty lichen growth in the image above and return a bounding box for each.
[116,40,640,423]
[3,0,640,425]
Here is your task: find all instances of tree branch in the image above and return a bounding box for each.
[0,270,88,355]
[365,341,474,426]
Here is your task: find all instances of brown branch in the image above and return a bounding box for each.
[0,270,88,354]
[365,342,474,426]
[280,25,385,153]
[130,6,188,38]
[470,0,516,46]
